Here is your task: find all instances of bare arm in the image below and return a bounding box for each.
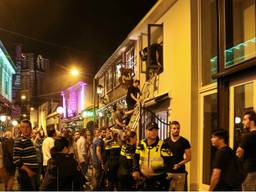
[173,148,191,170]
[20,165,35,177]
[209,168,221,191]
[115,118,125,127]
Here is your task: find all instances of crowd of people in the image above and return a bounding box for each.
[91,120,191,191]
[0,110,254,191]
[0,121,91,191]
[0,78,254,191]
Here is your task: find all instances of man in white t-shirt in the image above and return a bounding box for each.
[42,126,56,173]
[74,131,89,175]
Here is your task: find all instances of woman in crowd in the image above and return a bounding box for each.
[1,131,15,191]
[40,137,85,191]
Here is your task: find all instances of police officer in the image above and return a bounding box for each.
[117,131,137,191]
[132,121,172,191]
[107,132,121,190]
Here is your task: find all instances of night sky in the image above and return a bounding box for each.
[0,0,157,86]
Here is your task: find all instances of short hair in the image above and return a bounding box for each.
[212,129,229,144]
[170,120,180,127]
[113,104,117,111]
[123,131,136,143]
[21,119,32,128]
[244,110,256,126]
[51,137,69,157]
[134,80,140,84]
[47,125,56,137]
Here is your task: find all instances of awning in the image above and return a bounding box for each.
[144,92,170,107]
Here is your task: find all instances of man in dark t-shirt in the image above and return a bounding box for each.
[92,129,106,190]
[236,110,256,191]
[126,80,140,110]
[209,129,236,191]
[165,121,191,191]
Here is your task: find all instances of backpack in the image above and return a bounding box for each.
[225,150,247,189]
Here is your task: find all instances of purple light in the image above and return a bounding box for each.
[61,91,66,118]
[61,81,87,118]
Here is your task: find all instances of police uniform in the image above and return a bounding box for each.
[107,140,121,190]
[133,122,173,190]
[118,143,136,190]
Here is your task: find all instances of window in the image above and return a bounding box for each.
[148,24,163,78]
[225,0,256,67]
[201,0,218,85]
[98,76,105,96]
[126,48,135,70]
[202,93,218,184]
[233,82,254,149]
[114,61,122,87]
[5,74,9,96]
[106,68,113,92]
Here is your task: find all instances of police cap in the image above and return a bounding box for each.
[146,121,159,130]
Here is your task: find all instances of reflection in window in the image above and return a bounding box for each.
[98,76,105,96]
[126,48,135,70]
[224,0,256,67]
[203,93,218,184]
[114,62,122,87]
[202,0,218,85]
[234,82,254,149]
[106,68,113,92]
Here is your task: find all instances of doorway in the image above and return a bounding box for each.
[229,76,256,149]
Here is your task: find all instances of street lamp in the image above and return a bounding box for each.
[0,115,6,122]
[70,68,79,76]
[56,106,64,115]
[97,84,104,96]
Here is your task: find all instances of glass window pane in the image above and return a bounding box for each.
[201,0,218,85]
[113,62,122,87]
[106,68,113,92]
[233,82,254,149]
[225,0,256,67]
[203,93,218,184]
[148,24,163,76]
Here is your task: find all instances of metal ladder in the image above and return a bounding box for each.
[128,81,152,131]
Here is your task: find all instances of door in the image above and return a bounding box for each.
[229,76,256,149]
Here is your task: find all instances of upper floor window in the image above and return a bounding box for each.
[140,24,163,80]
[114,61,122,87]
[106,68,113,93]
[202,0,218,86]
[225,0,256,68]
[98,75,105,96]
[126,48,135,70]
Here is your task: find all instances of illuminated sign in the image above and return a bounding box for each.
[81,111,94,118]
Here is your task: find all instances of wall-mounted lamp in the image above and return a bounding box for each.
[97,84,104,96]
[21,95,26,100]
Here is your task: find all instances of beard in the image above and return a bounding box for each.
[172,133,179,137]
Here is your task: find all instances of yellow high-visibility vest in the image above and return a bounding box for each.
[136,139,170,177]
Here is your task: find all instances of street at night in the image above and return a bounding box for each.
[0,0,255,191]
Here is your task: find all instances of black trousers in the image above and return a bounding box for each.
[118,174,135,191]
[142,174,169,191]
[93,163,105,191]
[17,169,38,191]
